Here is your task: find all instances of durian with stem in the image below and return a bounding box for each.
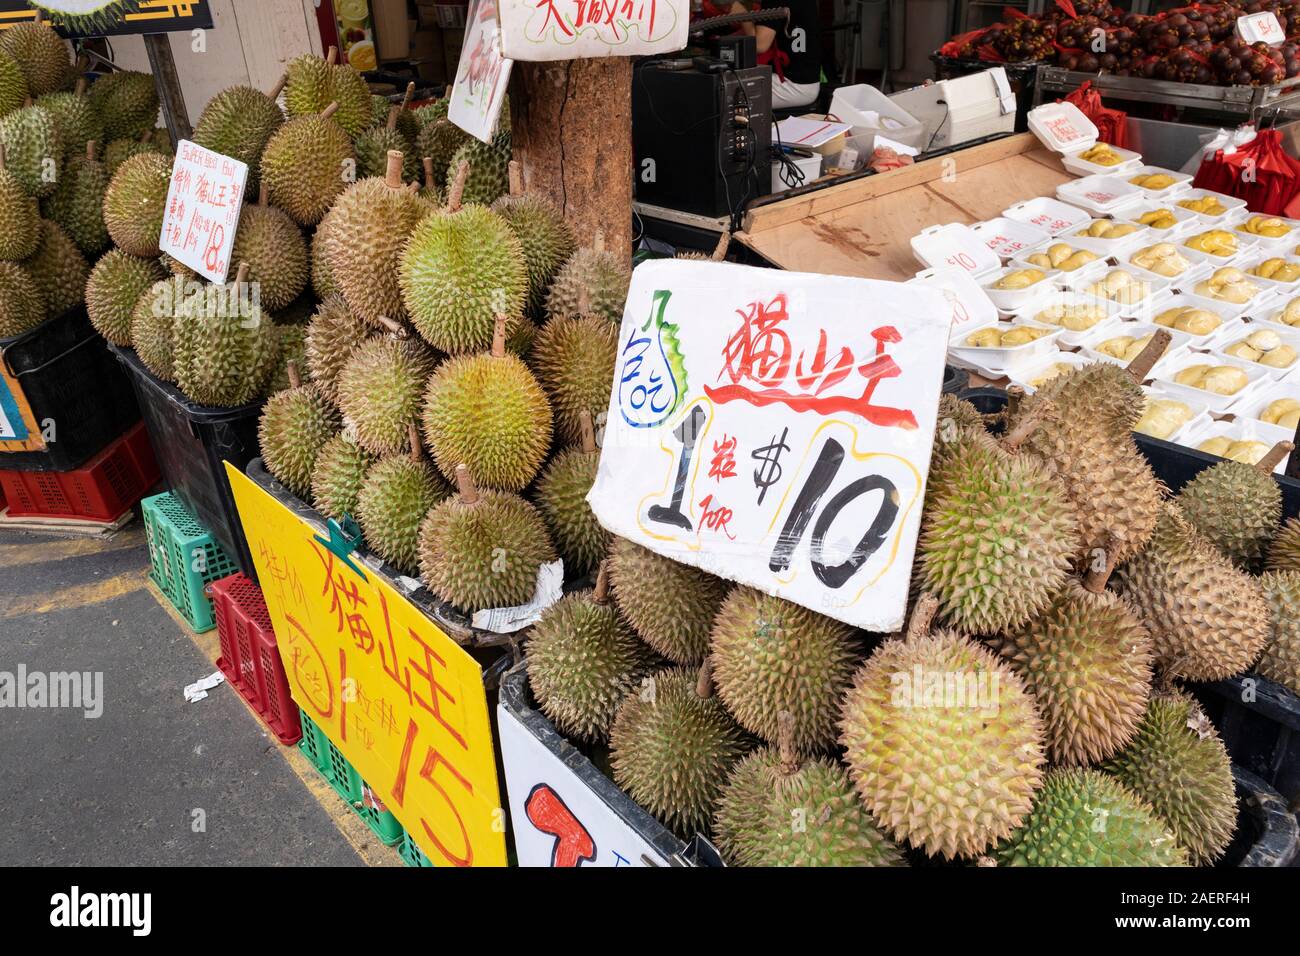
[535,409,609,577]
[1175,442,1291,569]
[356,423,451,574]
[258,362,341,499]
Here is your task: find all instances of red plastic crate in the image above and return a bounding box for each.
[0,422,159,522]
[210,573,301,745]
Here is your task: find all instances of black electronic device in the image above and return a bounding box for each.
[712,34,757,70]
[632,59,773,220]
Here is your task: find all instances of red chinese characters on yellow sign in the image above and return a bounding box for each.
[228,465,507,867]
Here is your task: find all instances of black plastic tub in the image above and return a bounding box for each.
[1224,765,1298,867]
[0,307,139,472]
[1200,677,1300,826]
[110,344,260,580]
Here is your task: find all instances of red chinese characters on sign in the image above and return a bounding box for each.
[159,140,247,282]
[535,0,658,40]
[703,293,918,429]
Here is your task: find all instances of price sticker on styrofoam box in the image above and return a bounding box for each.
[910,266,999,336]
[1237,12,1285,45]
[910,222,1001,279]
[158,141,248,284]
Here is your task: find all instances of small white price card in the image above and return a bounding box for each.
[158,141,248,284]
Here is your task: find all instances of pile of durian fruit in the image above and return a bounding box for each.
[525,334,1300,868]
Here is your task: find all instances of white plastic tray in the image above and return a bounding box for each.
[1018,292,1125,347]
[1056,174,1145,216]
[949,319,1062,369]
[969,217,1052,262]
[1080,320,1194,370]
[1153,352,1271,414]
[1213,325,1300,380]
[1182,417,1293,473]
[1002,197,1092,237]
[1134,383,1214,445]
[979,264,1060,311]
[1123,165,1194,201]
[1174,189,1248,223]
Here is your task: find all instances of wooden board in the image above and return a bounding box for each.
[0,508,135,538]
[737,134,1074,282]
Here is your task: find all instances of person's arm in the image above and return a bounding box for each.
[755,24,776,53]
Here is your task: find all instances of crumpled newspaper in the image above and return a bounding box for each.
[184,671,225,703]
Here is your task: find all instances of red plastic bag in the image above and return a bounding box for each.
[1193,129,1300,216]
[938,27,989,59]
[1063,81,1131,149]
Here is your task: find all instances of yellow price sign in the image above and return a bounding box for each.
[227,465,507,867]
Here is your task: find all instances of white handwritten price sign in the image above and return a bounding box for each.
[588,261,950,632]
[449,0,513,144]
[158,141,247,284]
[1237,12,1285,45]
[497,0,690,61]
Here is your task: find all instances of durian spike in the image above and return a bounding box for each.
[74,76,87,97]
[906,593,939,641]
[491,314,507,358]
[1082,533,1120,594]
[286,361,302,390]
[257,182,269,206]
[1005,384,1024,422]
[384,149,405,188]
[593,560,610,605]
[1256,441,1294,473]
[776,711,799,776]
[579,409,597,454]
[447,160,470,212]
[454,463,479,504]
[422,156,435,190]
[85,140,97,162]
[385,104,400,132]
[695,657,714,699]
[710,231,732,261]
[508,159,523,197]
[1001,395,1054,453]
[326,46,339,67]
[1126,329,1173,382]
[321,102,341,121]
[374,314,408,338]
[408,422,423,462]
[578,285,592,316]
[268,72,288,101]
[400,81,415,112]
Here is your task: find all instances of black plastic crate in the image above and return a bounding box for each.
[110,344,259,580]
[1225,766,1298,867]
[0,307,139,471]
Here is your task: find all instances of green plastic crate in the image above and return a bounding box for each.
[398,827,433,867]
[142,491,236,632]
[297,709,404,847]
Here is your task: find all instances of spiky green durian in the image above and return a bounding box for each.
[412,98,448,129]
[839,597,1046,859]
[352,108,417,183]
[258,377,340,499]
[609,536,730,665]
[0,145,39,260]
[546,247,631,321]
[102,151,169,257]
[229,191,309,312]
[88,71,158,140]
[321,158,429,326]
[0,103,61,198]
[1176,457,1283,569]
[990,579,1153,767]
[1268,517,1300,573]
[1029,360,1146,439]
[529,313,616,447]
[0,50,26,120]
[919,433,1079,634]
[492,191,576,312]
[1115,503,1270,682]
[266,322,308,395]
[309,226,337,300]
[84,249,162,345]
[420,328,553,492]
[369,93,419,141]
[356,451,449,574]
[526,571,658,744]
[535,427,607,577]
[335,335,436,456]
[714,738,906,868]
[40,139,107,255]
[0,20,69,98]
[398,201,527,354]
[171,269,279,407]
[417,468,556,612]
[29,1,143,34]
[311,433,375,521]
[260,108,356,227]
[304,294,371,405]
[414,116,469,189]
[446,132,510,206]
[282,49,370,136]
[610,663,752,837]
[1257,571,1300,695]
[994,768,1186,866]
[0,260,42,337]
[22,219,86,315]
[129,277,182,381]
[102,131,167,176]
[1101,693,1235,866]
[191,82,284,192]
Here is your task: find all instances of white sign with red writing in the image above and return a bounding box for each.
[1237,12,1285,45]
[449,0,513,144]
[910,222,1000,279]
[497,0,689,62]
[158,141,248,284]
[588,260,950,633]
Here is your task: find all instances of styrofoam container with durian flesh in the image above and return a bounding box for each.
[1246,292,1300,336]
[1179,226,1257,266]
[979,264,1060,312]
[1081,321,1193,373]
[1240,254,1300,294]
[1067,219,1146,258]
[1228,211,1300,251]
[1120,202,1201,242]
[1009,350,1096,394]
[1174,189,1247,224]
[1013,239,1105,276]
[1183,265,1270,314]
[1153,351,1270,414]
[949,319,1062,370]
[1060,266,1168,317]
[1181,417,1294,474]
[1125,240,1208,286]
[1014,291,1124,347]
[1131,292,1244,348]
[1236,383,1300,437]
[1133,384,1213,445]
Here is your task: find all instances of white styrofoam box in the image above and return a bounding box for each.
[1017,291,1125,347]
[1181,417,1293,473]
[1153,351,1271,414]
[889,69,1015,151]
[1067,219,1148,258]
[1134,291,1246,345]
[909,266,1001,339]
[911,222,1002,279]
[829,84,927,153]
[1242,292,1300,334]
[969,217,1051,262]
[771,152,822,193]
[1013,237,1107,277]
[1010,350,1097,394]
[1057,174,1145,216]
[978,264,1059,311]
[1174,188,1248,223]
[1027,101,1098,154]
[1235,381,1300,435]
[1134,383,1214,446]
[1124,165,1194,201]
[1178,228,1257,265]
[1180,266,1271,312]
[1237,254,1300,295]
[1124,243,1209,288]
[1212,325,1300,380]
[949,319,1062,370]
[1227,210,1300,250]
[1002,197,1092,237]
[1062,149,1143,178]
[1081,320,1195,371]
[1058,266,1169,317]
[1119,202,1202,242]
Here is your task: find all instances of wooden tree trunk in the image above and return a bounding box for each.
[510,58,633,268]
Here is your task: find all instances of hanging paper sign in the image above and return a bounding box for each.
[158,141,248,284]
[587,260,950,633]
[449,0,513,144]
[496,0,690,62]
